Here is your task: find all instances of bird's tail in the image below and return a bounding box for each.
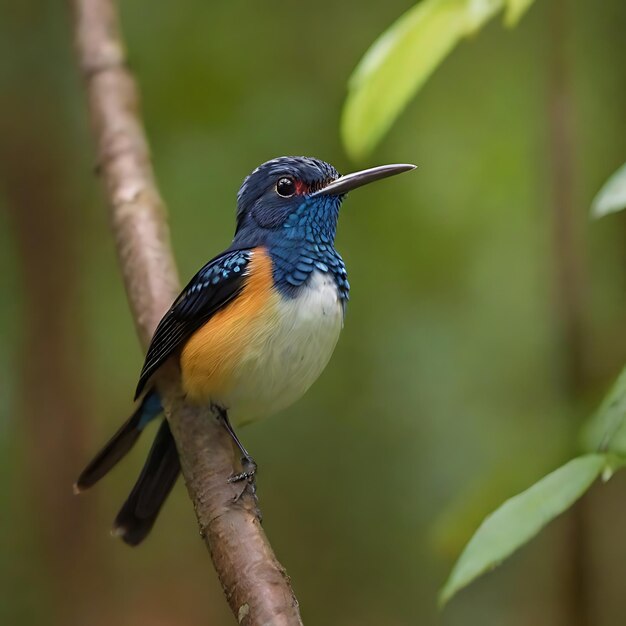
[74,389,180,545]
[74,390,163,492]
[112,418,180,545]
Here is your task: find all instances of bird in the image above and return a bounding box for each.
[74,156,415,545]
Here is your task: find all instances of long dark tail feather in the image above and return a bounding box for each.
[74,390,162,493]
[112,419,180,546]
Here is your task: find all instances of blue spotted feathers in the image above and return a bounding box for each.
[135,249,252,398]
[233,156,349,301]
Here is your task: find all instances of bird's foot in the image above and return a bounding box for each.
[228,456,262,520]
[228,455,257,484]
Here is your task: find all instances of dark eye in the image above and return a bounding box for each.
[276,176,296,197]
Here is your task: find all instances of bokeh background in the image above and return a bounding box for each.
[2,1,626,624]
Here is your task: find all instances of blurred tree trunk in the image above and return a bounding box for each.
[546,1,592,625]
[0,4,101,625]
[3,123,98,626]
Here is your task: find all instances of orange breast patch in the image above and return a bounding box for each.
[179,248,277,403]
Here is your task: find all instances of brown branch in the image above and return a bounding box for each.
[70,1,303,624]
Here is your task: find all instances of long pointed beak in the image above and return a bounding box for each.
[313,163,416,197]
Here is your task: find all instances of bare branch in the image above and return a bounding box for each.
[70,1,303,623]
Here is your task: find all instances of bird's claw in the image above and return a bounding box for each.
[228,457,262,520]
[228,456,257,484]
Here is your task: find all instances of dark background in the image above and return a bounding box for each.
[2,1,626,624]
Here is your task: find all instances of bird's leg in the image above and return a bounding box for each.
[214,406,257,483]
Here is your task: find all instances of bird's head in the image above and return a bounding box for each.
[234,156,415,244]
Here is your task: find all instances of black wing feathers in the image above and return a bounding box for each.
[134,249,252,399]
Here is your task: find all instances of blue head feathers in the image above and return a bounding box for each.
[231,156,415,299]
[235,156,341,235]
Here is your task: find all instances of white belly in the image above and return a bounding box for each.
[224,271,344,425]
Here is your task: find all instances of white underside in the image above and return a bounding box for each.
[222,270,344,426]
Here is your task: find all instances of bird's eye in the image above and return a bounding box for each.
[276,177,296,198]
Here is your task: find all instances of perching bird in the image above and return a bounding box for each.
[75,156,415,545]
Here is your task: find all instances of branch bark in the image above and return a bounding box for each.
[70,1,303,624]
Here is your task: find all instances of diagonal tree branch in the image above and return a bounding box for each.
[70,1,303,624]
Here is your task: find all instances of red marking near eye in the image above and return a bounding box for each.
[295,180,309,195]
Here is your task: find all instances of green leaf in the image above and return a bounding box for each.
[591,162,626,218]
[439,454,606,606]
[504,0,535,26]
[341,0,536,160]
[581,366,626,456]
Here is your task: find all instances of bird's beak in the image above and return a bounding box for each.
[313,163,416,197]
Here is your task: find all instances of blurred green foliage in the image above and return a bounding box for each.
[592,163,626,218]
[442,352,626,604]
[341,0,536,159]
[2,0,626,625]
[440,453,607,605]
[583,366,626,455]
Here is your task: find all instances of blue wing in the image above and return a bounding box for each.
[134,248,252,399]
